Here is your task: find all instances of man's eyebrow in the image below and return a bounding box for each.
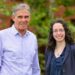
[17,15,29,18]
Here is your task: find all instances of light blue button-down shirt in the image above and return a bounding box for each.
[0,25,40,75]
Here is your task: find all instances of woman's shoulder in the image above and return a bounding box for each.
[70,44,75,49]
[68,43,75,52]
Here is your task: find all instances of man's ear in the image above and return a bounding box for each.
[11,15,15,22]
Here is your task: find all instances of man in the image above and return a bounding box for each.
[0,3,40,75]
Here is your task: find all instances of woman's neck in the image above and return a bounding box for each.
[54,41,66,58]
[56,41,66,49]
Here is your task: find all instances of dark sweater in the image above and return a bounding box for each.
[50,47,66,75]
[45,44,75,75]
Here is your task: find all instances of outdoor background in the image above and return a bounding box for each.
[0,0,75,75]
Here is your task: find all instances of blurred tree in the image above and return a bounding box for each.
[54,0,75,6]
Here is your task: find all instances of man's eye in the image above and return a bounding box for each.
[24,16,29,18]
[17,16,29,18]
[18,16,23,18]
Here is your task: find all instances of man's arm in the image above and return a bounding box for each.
[32,38,40,75]
[0,36,3,70]
[32,50,40,75]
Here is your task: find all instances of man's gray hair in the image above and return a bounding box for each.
[12,3,30,15]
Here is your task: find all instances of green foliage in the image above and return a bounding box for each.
[67,21,75,32]
[64,9,75,16]
[0,4,8,16]
[39,53,45,75]
[67,21,75,41]
[55,0,75,6]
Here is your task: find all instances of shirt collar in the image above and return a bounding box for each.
[10,25,29,37]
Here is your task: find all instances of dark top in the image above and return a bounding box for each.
[45,44,75,75]
[50,47,66,75]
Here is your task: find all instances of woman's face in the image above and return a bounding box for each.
[53,23,65,43]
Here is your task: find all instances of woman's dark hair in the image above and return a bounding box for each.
[47,19,74,51]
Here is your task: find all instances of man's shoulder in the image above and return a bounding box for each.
[0,27,11,35]
[0,27,11,31]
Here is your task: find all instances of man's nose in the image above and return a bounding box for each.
[21,17,26,21]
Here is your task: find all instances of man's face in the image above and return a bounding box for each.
[12,9,30,32]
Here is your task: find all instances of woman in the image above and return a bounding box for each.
[45,19,75,75]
